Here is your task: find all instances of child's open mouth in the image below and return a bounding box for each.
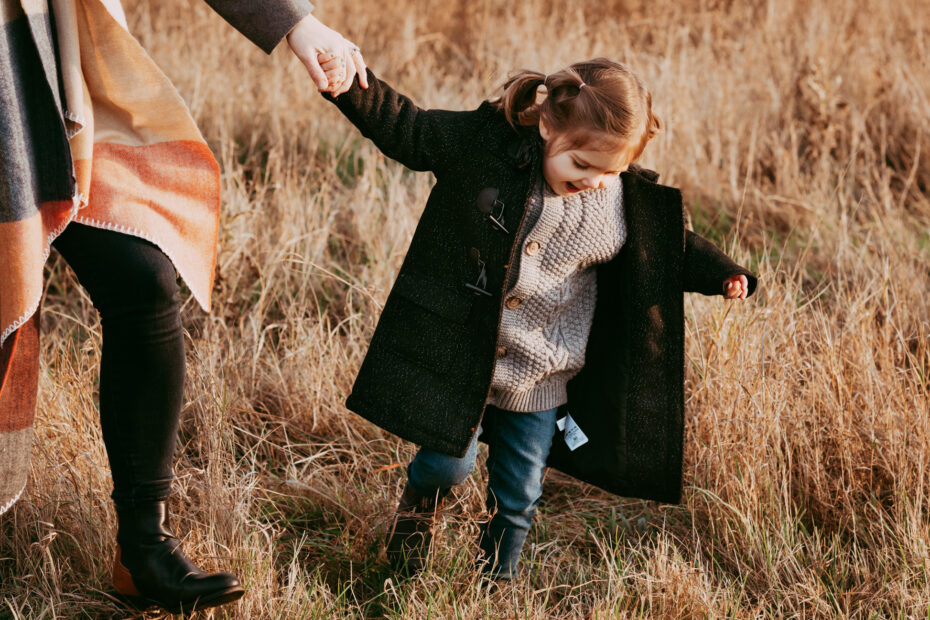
[565,182,582,193]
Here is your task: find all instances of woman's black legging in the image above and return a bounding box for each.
[52,223,184,509]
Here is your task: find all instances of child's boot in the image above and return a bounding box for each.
[385,482,445,574]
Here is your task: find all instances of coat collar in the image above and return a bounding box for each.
[505,126,543,169]
[480,103,543,170]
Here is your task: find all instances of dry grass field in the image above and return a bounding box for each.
[2,0,929,617]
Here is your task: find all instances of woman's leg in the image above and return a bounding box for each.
[51,223,243,613]
[478,406,558,579]
[52,223,183,505]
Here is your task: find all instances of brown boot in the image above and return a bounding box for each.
[384,482,445,574]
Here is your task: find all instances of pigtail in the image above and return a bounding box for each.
[498,70,546,128]
[645,91,662,141]
[495,58,661,162]
[543,68,587,111]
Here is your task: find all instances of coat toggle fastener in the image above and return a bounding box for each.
[464,248,492,296]
[477,187,509,234]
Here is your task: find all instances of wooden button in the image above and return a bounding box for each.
[505,297,522,309]
[525,240,541,256]
[496,345,507,357]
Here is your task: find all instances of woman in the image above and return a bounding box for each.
[0,0,363,613]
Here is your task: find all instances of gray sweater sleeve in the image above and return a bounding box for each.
[203,0,314,54]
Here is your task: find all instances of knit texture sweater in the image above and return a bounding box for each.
[487,177,626,412]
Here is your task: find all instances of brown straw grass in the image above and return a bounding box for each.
[2,0,928,617]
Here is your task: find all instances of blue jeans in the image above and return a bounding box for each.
[406,406,558,578]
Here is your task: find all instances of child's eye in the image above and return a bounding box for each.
[572,160,589,170]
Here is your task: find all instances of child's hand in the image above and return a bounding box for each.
[723,274,749,299]
[318,50,365,95]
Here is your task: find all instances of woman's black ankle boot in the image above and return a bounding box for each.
[112,501,244,614]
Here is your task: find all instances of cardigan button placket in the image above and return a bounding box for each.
[525,240,541,256]
[505,297,522,310]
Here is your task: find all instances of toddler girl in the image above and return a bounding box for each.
[319,56,755,578]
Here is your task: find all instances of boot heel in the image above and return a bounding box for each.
[111,546,159,611]
[111,547,141,597]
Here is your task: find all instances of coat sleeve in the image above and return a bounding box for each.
[682,231,758,296]
[323,68,480,175]
[202,0,313,54]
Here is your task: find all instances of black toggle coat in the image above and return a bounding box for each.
[326,69,757,504]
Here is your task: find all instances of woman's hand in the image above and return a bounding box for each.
[286,14,368,95]
[723,274,749,299]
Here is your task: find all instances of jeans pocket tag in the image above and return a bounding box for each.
[556,412,589,451]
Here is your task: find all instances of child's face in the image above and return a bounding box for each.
[539,123,633,196]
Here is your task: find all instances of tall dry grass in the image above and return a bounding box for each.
[2,0,929,617]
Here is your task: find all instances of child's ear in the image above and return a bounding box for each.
[539,118,553,141]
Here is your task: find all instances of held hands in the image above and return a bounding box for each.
[317,51,366,95]
[286,14,368,95]
[724,274,749,299]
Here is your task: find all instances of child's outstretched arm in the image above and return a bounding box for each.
[682,231,758,298]
[319,59,478,174]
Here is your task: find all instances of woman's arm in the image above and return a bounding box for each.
[203,0,311,54]
[322,68,481,174]
[682,231,758,297]
[202,1,365,93]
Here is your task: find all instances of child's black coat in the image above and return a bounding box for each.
[326,69,757,504]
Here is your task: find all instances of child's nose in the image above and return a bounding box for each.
[586,174,609,189]
[580,175,601,189]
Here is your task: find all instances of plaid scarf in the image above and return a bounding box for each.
[0,0,220,514]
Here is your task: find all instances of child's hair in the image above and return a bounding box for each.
[495,58,661,160]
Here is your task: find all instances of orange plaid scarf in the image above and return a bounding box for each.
[0,0,220,514]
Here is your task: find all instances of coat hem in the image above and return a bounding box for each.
[345,394,479,458]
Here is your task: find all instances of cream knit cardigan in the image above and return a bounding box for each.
[487,178,626,412]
